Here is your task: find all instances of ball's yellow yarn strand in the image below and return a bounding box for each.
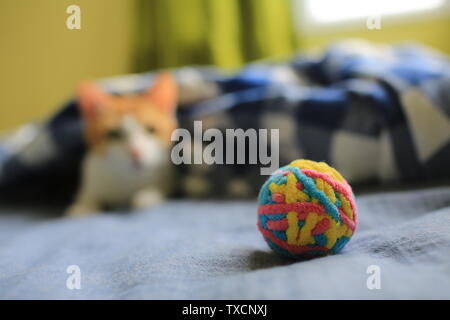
[286,211,299,245]
[299,212,319,246]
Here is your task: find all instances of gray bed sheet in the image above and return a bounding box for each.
[0,186,449,299]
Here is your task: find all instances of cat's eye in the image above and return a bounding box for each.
[146,126,157,134]
[105,129,123,140]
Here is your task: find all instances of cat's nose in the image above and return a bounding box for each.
[130,147,141,162]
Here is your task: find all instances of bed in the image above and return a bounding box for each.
[0,186,449,299]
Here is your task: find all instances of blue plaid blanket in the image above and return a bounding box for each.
[1,40,449,203]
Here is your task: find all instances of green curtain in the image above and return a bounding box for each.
[135,0,298,71]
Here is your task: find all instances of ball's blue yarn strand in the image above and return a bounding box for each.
[285,166,341,223]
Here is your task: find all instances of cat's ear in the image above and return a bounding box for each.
[77,81,110,121]
[145,72,178,113]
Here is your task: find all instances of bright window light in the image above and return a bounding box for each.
[305,0,446,24]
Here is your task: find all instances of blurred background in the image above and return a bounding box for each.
[0,0,449,131]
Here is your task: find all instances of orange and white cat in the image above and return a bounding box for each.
[66,73,178,217]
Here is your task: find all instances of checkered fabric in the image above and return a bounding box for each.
[1,40,449,202]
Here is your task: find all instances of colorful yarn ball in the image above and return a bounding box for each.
[257,159,358,259]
